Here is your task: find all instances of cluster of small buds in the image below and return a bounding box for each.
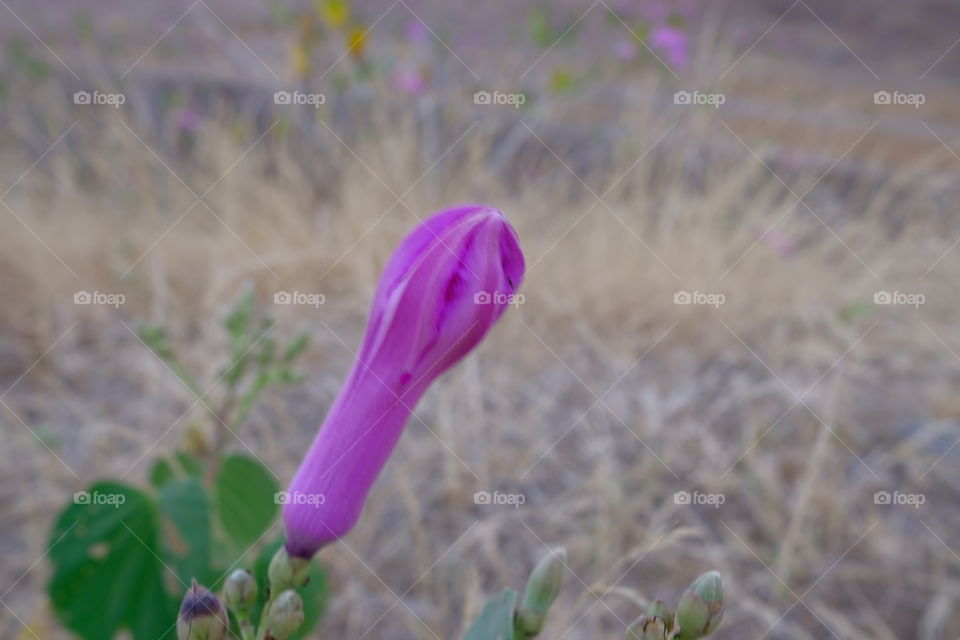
[625,572,724,640]
[176,547,311,640]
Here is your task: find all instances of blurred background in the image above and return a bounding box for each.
[2,0,960,638]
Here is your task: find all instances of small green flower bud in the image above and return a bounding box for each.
[515,547,566,637]
[268,547,311,593]
[265,589,305,640]
[644,600,673,632]
[177,580,229,640]
[675,571,724,639]
[625,615,668,640]
[222,569,258,614]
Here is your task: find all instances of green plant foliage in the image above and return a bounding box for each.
[465,588,518,640]
[48,291,314,639]
[47,482,177,640]
[158,478,217,587]
[216,454,280,550]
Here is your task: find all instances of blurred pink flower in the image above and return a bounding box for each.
[283,205,525,558]
[650,24,689,70]
[175,107,202,132]
[761,229,795,257]
[392,67,428,95]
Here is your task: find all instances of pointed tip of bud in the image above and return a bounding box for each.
[177,581,229,640]
[223,569,258,614]
[690,571,723,601]
[626,614,668,640]
[675,571,725,639]
[515,547,567,635]
[645,599,674,632]
[266,589,305,640]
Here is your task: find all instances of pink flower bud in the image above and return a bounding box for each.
[283,204,524,557]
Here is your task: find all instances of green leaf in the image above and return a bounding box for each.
[465,588,518,640]
[215,454,279,549]
[252,539,329,639]
[47,482,177,640]
[158,478,216,587]
[149,458,175,488]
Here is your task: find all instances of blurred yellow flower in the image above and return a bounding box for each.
[316,0,350,29]
[347,25,367,58]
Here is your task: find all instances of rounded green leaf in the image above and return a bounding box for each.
[47,481,177,640]
[158,478,216,587]
[215,454,279,549]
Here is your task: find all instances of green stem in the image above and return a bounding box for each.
[254,590,277,640]
[238,618,255,640]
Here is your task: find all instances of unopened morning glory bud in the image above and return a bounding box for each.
[625,615,668,640]
[265,590,305,640]
[177,580,229,640]
[675,571,725,639]
[268,546,311,593]
[515,547,566,637]
[646,600,674,628]
[283,205,525,558]
[222,569,257,614]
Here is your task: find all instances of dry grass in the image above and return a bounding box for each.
[2,54,960,640]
